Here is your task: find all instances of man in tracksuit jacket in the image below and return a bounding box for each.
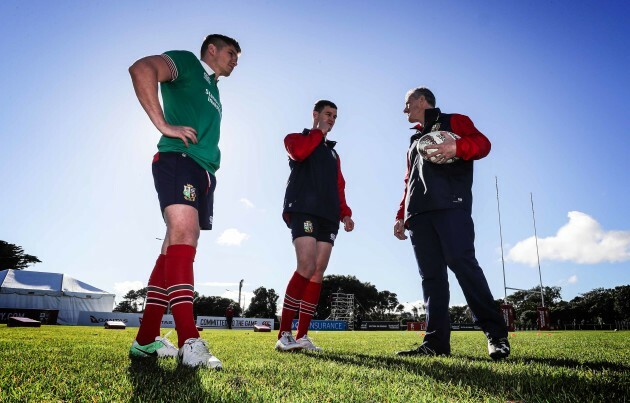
[275,100,354,352]
[394,87,510,360]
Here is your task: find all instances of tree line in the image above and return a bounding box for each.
[502,285,630,326]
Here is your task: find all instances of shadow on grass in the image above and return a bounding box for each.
[401,339,629,372]
[459,354,630,373]
[127,359,206,402]
[303,351,628,401]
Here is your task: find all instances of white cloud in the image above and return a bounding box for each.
[113,280,144,300]
[217,228,250,246]
[568,275,578,284]
[400,300,425,313]
[239,198,254,208]
[507,211,630,266]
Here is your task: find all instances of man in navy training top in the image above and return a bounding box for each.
[394,87,510,360]
[276,100,354,352]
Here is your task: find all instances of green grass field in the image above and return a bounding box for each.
[0,326,628,402]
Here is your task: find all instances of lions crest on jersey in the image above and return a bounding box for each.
[183,184,197,202]
[303,220,313,233]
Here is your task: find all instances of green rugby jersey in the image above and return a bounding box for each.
[157,50,222,174]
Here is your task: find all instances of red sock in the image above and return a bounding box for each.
[136,254,168,345]
[165,244,199,347]
[278,271,310,339]
[296,281,322,339]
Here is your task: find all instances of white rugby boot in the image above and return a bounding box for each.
[178,338,223,369]
[275,331,303,352]
[296,334,323,352]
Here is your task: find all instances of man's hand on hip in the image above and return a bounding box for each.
[160,124,198,147]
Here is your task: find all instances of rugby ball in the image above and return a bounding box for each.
[416,131,460,163]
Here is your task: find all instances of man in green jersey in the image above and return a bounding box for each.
[128,34,240,369]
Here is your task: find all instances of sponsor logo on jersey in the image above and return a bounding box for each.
[304,220,313,233]
[431,123,441,132]
[183,184,197,202]
[205,88,222,117]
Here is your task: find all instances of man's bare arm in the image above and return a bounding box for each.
[129,55,197,146]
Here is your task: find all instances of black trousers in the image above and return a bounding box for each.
[408,209,507,354]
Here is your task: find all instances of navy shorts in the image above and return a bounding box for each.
[152,152,216,230]
[288,213,339,245]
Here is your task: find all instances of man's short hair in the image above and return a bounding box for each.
[200,34,241,58]
[314,100,337,113]
[406,87,436,107]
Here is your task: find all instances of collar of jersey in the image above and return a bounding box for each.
[200,59,219,83]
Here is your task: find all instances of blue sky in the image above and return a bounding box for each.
[1,0,628,312]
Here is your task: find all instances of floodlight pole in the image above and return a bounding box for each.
[238,279,244,309]
[530,193,545,307]
[495,177,507,302]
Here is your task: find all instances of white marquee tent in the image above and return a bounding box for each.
[0,269,115,325]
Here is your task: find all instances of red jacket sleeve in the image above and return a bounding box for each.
[336,153,352,220]
[284,129,325,161]
[395,156,410,220]
[451,114,491,160]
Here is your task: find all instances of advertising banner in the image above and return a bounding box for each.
[406,321,426,331]
[291,319,347,331]
[450,323,481,330]
[537,307,551,330]
[0,308,58,325]
[361,321,402,330]
[77,312,275,329]
[500,304,516,331]
[77,311,175,328]
[197,316,274,330]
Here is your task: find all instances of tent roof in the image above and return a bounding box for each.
[0,269,114,298]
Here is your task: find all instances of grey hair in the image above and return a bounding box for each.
[406,87,436,107]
